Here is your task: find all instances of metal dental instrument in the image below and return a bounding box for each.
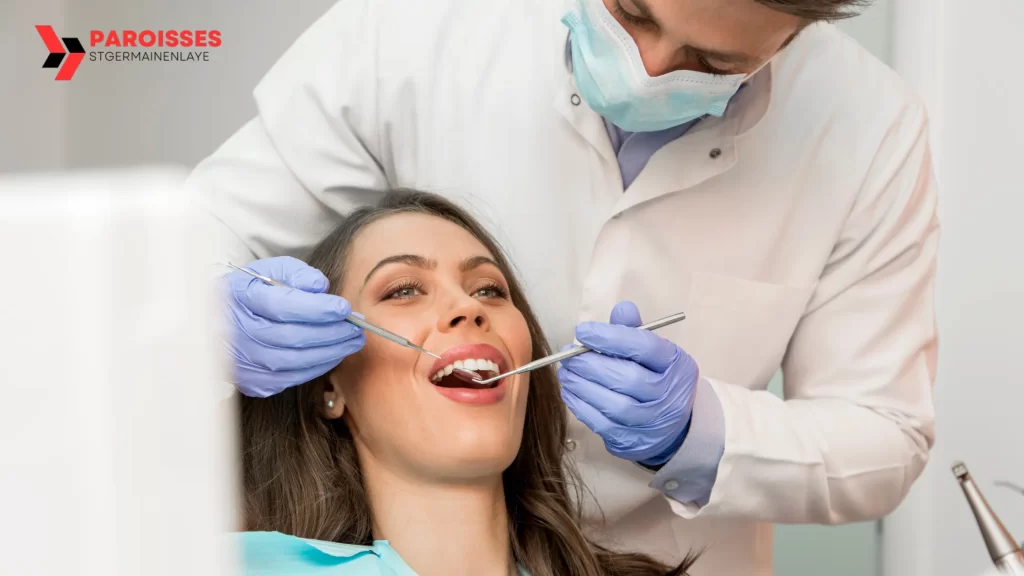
[456,311,687,388]
[953,462,1024,573]
[225,263,479,379]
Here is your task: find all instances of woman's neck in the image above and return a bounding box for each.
[361,457,513,576]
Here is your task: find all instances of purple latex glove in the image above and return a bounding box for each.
[559,301,699,465]
[222,256,365,398]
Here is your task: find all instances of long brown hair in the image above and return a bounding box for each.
[239,189,699,576]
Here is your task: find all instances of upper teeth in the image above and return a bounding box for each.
[431,358,500,381]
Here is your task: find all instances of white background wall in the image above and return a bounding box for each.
[2,0,69,172]
[883,1,1024,575]
[1,0,337,173]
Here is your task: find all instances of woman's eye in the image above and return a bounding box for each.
[473,284,509,299]
[383,282,423,300]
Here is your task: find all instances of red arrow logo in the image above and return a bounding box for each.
[36,25,85,81]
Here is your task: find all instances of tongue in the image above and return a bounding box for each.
[434,368,497,387]
[435,373,479,388]
[451,368,485,384]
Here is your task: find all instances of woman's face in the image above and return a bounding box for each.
[326,212,532,482]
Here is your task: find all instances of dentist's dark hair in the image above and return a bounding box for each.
[756,0,872,20]
[237,189,701,576]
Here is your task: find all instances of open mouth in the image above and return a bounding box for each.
[428,343,507,389]
[430,358,501,388]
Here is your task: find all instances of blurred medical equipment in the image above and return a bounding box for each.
[954,462,1024,574]
[464,311,687,387]
[0,168,238,576]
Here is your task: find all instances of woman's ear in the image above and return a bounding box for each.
[317,371,346,420]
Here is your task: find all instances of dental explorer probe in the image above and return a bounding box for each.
[225,263,480,381]
[455,312,687,388]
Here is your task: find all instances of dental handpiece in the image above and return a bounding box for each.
[953,462,1024,574]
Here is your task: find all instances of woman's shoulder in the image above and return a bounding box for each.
[232,531,412,575]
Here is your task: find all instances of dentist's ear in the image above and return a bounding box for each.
[318,373,346,419]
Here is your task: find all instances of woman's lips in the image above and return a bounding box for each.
[433,382,507,405]
[428,342,510,404]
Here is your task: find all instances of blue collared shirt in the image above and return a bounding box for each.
[603,118,699,189]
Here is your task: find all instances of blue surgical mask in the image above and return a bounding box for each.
[561,0,750,132]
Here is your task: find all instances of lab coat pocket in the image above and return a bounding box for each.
[684,272,814,389]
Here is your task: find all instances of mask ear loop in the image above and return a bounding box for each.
[742,55,774,84]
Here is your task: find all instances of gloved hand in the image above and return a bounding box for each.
[222,256,366,398]
[558,301,699,465]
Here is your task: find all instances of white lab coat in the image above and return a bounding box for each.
[188,0,939,573]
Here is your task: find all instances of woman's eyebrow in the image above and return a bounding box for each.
[460,255,501,272]
[361,254,502,288]
[362,254,435,287]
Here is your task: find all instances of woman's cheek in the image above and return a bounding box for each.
[512,313,533,362]
[335,342,385,407]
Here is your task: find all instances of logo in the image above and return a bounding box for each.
[36,25,85,81]
[35,26,222,81]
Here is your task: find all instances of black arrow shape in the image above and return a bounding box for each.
[63,37,85,54]
[43,52,65,68]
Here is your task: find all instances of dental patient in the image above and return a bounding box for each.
[234,190,700,576]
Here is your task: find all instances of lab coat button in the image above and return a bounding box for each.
[709,148,722,159]
[664,479,680,491]
[565,438,577,452]
[570,94,581,106]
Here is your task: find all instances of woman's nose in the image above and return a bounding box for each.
[439,295,490,333]
[447,314,485,329]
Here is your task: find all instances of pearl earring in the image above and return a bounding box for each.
[326,399,335,409]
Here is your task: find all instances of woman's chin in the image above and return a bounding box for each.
[416,433,522,480]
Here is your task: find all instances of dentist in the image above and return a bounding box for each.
[191,0,938,573]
